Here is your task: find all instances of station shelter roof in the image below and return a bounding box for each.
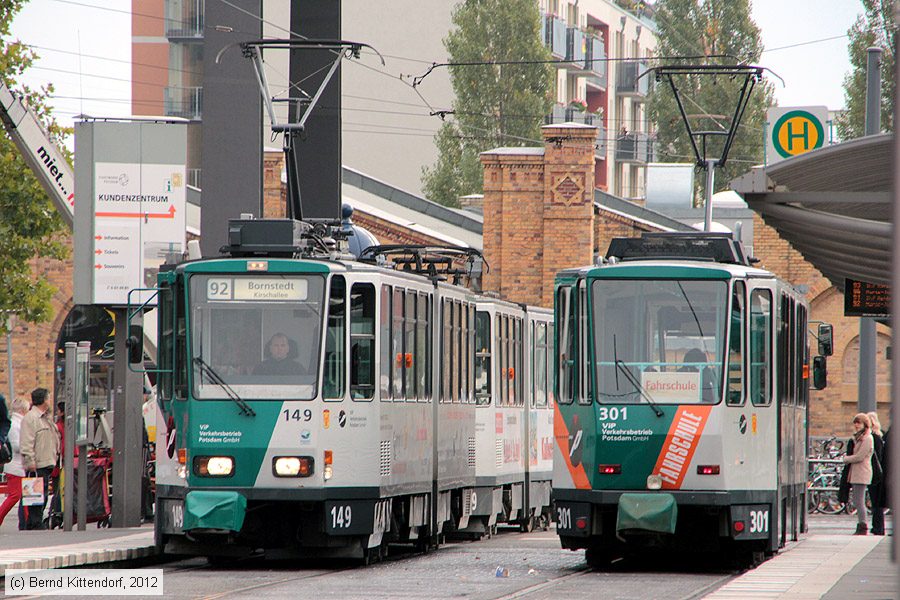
[730,133,892,291]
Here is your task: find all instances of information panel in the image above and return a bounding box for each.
[844,278,891,317]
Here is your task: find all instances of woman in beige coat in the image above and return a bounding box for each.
[843,412,874,535]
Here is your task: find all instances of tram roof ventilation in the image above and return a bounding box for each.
[220,217,338,258]
[606,233,753,266]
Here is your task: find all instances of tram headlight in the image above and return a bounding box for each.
[273,456,314,477]
[194,456,234,477]
[177,465,187,479]
[646,474,663,490]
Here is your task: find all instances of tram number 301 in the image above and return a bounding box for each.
[749,509,769,534]
[331,505,352,529]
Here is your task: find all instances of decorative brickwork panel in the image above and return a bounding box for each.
[551,172,586,206]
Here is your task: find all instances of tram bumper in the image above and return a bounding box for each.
[616,493,677,535]
[183,490,247,533]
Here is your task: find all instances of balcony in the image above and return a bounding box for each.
[164,86,203,120]
[583,35,607,88]
[615,132,655,164]
[545,105,607,159]
[616,61,650,98]
[545,16,568,60]
[165,0,204,40]
[567,27,585,67]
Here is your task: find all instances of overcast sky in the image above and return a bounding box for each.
[6,0,868,132]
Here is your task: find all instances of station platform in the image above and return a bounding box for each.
[0,516,155,576]
[704,514,894,599]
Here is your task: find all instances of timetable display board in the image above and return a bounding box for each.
[844,278,891,317]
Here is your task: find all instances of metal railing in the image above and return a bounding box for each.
[164,86,203,120]
[616,61,650,97]
[165,0,204,39]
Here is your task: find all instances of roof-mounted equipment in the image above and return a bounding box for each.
[606,232,753,266]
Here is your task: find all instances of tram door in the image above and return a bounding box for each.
[777,292,804,547]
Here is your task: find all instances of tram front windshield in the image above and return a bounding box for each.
[592,279,727,405]
[189,274,326,400]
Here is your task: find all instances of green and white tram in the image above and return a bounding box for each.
[552,233,831,565]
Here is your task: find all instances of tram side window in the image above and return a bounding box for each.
[158,284,185,401]
[469,305,476,403]
[380,285,392,401]
[392,289,405,400]
[798,305,808,406]
[749,289,772,406]
[577,282,591,405]
[515,318,524,406]
[405,291,417,402]
[534,322,548,408]
[324,276,346,400]
[501,315,510,406]
[350,283,376,400]
[460,303,469,403]
[416,293,428,402]
[475,312,491,405]
[727,281,746,406]
[547,323,555,408]
[441,300,451,403]
[557,286,575,404]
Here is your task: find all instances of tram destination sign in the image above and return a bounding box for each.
[844,278,891,317]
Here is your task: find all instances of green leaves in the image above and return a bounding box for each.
[649,0,773,202]
[0,2,70,333]
[836,0,895,140]
[422,0,553,207]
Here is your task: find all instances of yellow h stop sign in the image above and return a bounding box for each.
[772,110,825,158]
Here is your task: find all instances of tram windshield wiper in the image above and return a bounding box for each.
[193,357,256,417]
[612,335,663,418]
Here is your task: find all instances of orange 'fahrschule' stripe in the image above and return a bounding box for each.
[651,405,712,489]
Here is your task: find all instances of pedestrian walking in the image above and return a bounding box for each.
[0,397,31,527]
[18,388,60,530]
[842,413,875,535]
[867,411,887,535]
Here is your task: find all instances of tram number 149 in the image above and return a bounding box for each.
[331,505,352,529]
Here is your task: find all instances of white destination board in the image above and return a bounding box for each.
[206,278,308,301]
[640,371,701,403]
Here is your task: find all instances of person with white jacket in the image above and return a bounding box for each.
[0,397,31,528]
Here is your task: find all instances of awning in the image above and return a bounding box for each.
[730,133,892,290]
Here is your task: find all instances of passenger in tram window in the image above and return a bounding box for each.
[678,348,715,403]
[253,333,301,376]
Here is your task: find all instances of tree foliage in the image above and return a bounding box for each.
[648,0,774,199]
[422,0,553,207]
[0,0,70,334]
[836,0,895,140]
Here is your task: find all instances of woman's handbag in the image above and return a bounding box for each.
[838,463,851,504]
[0,439,11,464]
[872,451,884,486]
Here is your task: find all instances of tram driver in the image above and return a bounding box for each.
[253,332,301,376]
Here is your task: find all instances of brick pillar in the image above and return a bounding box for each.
[540,124,597,306]
[480,123,597,308]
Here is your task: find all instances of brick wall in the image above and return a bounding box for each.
[481,124,598,308]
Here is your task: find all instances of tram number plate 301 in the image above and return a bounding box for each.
[731,504,771,539]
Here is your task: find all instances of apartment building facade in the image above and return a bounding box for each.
[132,0,655,201]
